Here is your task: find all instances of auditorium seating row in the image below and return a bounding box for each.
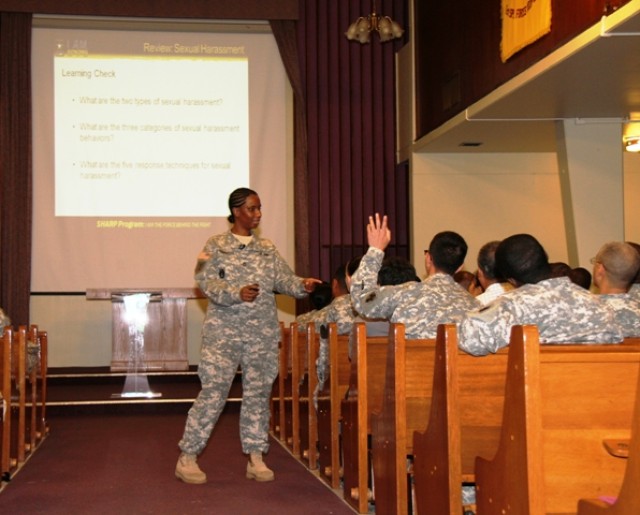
[270,321,640,514]
[0,325,49,491]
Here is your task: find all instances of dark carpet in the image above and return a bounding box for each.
[0,408,355,514]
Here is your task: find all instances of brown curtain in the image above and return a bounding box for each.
[297,0,410,283]
[0,11,32,326]
[270,19,311,279]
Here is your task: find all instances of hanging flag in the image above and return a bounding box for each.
[501,0,552,62]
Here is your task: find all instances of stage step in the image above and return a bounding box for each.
[45,367,242,415]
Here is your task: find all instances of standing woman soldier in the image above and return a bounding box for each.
[176,187,320,484]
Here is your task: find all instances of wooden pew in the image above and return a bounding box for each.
[473,327,640,514]
[288,321,316,461]
[413,324,509,515]
[282,322,302,456]
[10,325,28,467]
[299,322,319,470]
[370,323,438,515]
[279,322,296,448]
[271,322,288,440]
[340,323,389,513]
[25,325,38,456]
[1,324,49,489]
[1,326,13,479]
[36,330,50,444]
[577,353,640,514]
[316,323,351,488]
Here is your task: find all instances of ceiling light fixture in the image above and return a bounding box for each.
[624,135,640,152]
[345,0,404,44]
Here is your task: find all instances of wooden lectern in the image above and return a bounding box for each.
[86,288,204,372]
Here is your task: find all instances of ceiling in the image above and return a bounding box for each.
[412,1,640,153]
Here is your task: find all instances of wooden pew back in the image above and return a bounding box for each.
[341,323,389,513]
[36,330,49,443]
[10,325,27,467]
[577,344,640,514]
[271,322,288,439]
[1,327,12,478]
[289,321,310,457]
[474,328,640,514]
[1,325,48,489]
[371,323,437,515]
[301,323,319,469]
[316,324,351,488]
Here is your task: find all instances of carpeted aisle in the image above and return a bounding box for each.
[0,409,355,514]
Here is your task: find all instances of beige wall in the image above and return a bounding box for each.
[411,152,567,276]
[624,151,640,240]
[411,151,640,277]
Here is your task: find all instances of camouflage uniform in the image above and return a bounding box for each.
[459,276,623,356]
[350,247,480,339]
[294,308,323,328]
[313,294,358,392]
[179,231,308,456]
[599,293,640,337]
[629,283,640,302]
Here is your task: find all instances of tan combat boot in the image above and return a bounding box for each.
[175,453,207,484]
[246,452,275,482]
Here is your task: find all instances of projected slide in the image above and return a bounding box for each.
[32,23,290,291]
[54,50,249,217]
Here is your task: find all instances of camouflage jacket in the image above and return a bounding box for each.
[459,276,623,356]
[195,231,308,338]
[599,293,640,337]
[350,247,480,339]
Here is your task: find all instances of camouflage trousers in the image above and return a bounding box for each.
[178,331,279,456]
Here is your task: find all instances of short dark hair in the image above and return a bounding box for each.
[428,231,468,276]
[309,281,333,310]
[477,241,501,280]
[568,267,592,290]
[332,263,348,294]
[227,187,258,223]
[378,256,420,286]
[346,255,363,278]
[549,262,571,278]
[495,234,551,285]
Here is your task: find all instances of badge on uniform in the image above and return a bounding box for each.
[219,268,225,279]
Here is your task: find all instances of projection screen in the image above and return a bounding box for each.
[31,17,292,292]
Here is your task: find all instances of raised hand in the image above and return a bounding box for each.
[367,213,391,251]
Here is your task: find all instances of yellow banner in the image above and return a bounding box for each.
[501,0,552,62]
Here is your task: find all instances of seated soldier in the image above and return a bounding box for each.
[592,241,640,336]
[312,257,361,403]
[348,255,421,358]
[350,214,480,339]
[458,234,622,356]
